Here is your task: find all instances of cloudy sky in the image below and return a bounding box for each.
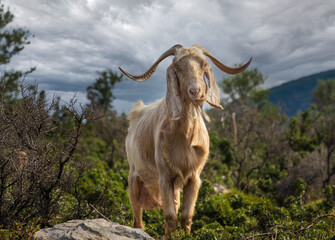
[4,0,335,113]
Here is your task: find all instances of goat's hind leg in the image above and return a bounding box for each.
[129,173,144,229]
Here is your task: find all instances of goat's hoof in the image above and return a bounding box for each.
[133,220,144,230]
[181,218,192,233]
[164,215,177,237]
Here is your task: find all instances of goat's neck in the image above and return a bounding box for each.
[169,101,200,143]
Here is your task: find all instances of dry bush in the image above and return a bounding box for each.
[276,148,328,203]
[0,83,93,227]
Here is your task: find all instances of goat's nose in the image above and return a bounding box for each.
[189,85,201,97]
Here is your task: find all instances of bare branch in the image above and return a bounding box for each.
[242,214,335,240]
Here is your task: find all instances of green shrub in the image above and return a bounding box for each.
[0,218,41,240]
[323,185,335,210]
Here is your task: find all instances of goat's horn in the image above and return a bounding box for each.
[193,44,252,74]
[119,44,182,82]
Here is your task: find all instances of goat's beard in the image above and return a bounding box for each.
[192,98,210,121]
[191,96,206,107]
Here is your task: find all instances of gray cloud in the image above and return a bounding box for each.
[4,0,335,113]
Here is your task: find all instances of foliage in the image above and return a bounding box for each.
[323,185,335,210]
[288,108,320,156]
[0,0,33,104]
[86,70,123,112]
[207,68,291,196]
[59,160,132,225]
[220,68,268,105]
[0,218,41,240]
[201,132,234,186]
[0,2,30,65]
[169,181,335,239]
[312,78,335,110]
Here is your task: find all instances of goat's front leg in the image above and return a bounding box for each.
[181,175,201,233]
[159,173,178,238]
[156,133,178,238]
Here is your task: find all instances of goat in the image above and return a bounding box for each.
[119,44,251,238]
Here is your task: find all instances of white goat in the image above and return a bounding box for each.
[119,44,251,238]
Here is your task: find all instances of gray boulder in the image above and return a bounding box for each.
[34,218,154,240]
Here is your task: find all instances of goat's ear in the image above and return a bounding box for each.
[205,66,223,110]
[166,65,183,119]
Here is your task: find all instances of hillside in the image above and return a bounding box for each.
[268,69,335,116]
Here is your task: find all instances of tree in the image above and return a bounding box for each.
[282,79,335,194]
[220,103,287,192]
[315,111,335,187]
[86,70,122,112]
[208,68,288,193]
[0,1,33,103]
[311,79,335,187]
[220,68,268,106]
[85,69,127,168]
[287,108,320,156]
[312,79,335,110]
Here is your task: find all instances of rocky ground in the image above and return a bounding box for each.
[34,218,154,240]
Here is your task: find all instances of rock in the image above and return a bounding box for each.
[212,183,228,194]
[34,218,154,240]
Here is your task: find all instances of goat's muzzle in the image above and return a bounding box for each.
[188,85,201,98]
[188,84,206,105]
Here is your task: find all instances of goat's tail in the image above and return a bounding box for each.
[128,100,146,121]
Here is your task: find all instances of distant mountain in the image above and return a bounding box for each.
[268,69,335,116]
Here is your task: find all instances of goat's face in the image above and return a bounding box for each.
[165,46,224,119]
[173,53,208,106]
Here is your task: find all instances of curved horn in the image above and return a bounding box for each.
[119,44,182,82]
[193,44,252,74]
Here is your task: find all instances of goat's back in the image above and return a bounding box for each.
[128,100,146,122]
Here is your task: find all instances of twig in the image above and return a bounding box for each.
[293,213,335,234]
[242,213,335,240]
[243,231,275,239]
[89,203,111,222]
